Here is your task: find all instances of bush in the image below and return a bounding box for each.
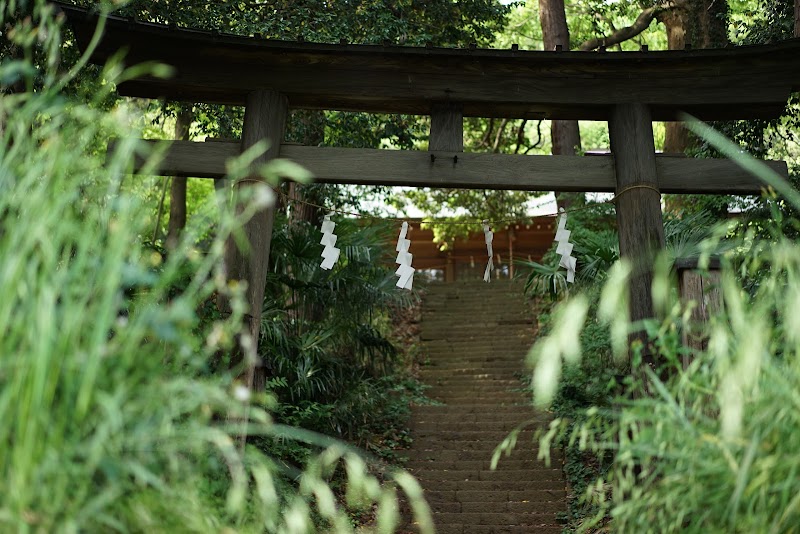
[528,131,800,532]
[0,3,431,532]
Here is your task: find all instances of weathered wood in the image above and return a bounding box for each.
[428,102,463,281]
[124,140,786,194]
[609,103,664,367]
[676,258,722,368]
[59,3,800,121]
[166,108,193,249]
[430,103,464,152]
[225,89,288,394]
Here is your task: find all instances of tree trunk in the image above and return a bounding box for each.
[658,8,691,154]
[288,109,325,225]
[690,0,729,48]
[286,110,326,327]
[795,0,800,38]
[538,0,583,210]
[166,107,194,249]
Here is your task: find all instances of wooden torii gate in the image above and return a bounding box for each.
[60,4,800,387]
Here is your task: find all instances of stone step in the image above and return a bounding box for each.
[429,511,560,527]
[421,375,520,383]
[400,283,563,534]
[410,421,548,432]
[400,449,554,463]
[425,384,524,392]
[422,384,523,392]
[412,429,533,441]
[420,376,521,384]
[420,365,524,372]
[411,405,536,414]
[409,415,539,424]
[421,328,532,335]
[424,489,566,504]
[425,388,523,396]
[410,469,564,482]
[421,317,530,324]
[420,356,527,363]
[410,440,541,452]
[421,353,527,360]
[418,402,529,410]
[421,340,531,345]
[421,324,532,331]
[412,479,567,492]
[426,399,526,406]
[420,367,521,374]
[407,460,555,471]
[426,392,524,401]
[420,367,525,374]
[422,347,529,352]
[409,414,540,425]
[423,295,527,301]
[422,380,523,387]
[426,499,565,515]
[420,524,563,534]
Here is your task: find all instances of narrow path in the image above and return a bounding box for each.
[404,281,565,534]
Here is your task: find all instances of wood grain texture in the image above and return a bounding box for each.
[429,102,464,281]
[224,90,287,392]
[58,3,800,121]
[678,268,722,368]
[126,140,787,194]
[429,102,464,152]
[609,103,664,366]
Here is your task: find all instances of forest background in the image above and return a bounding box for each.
[1,0,799,532]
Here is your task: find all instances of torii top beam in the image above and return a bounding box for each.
[59,4,800,122]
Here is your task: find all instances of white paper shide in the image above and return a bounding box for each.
[319,214,341,270]
[394,222,415,290]
[483,221,494,283]
[555,209,577,283]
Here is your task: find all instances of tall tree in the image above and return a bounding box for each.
[165,106,193,248]
[657,0,730,153]
[538,0,583,210]
[795,0,800,36]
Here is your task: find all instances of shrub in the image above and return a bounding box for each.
[0,3,431,532]
[528,128,800,532]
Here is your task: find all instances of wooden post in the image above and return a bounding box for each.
[429,102,463,283]
[445,253,456,282]
[608,103,665,367]
[676,257,722,368]
[225,89,288,394]
[429,102,464,153]
[508,226,516,279]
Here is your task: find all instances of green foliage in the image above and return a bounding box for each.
[258,217,423,456]
[520,206,724,300]
[0,5,433,532]
[109,0,512,46]
[527,126,800,532]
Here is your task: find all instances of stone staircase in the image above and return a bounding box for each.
[402,281,565,534]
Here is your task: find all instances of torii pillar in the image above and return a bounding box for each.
[224,89,288,393]
[429,102,464,283]
[608,103,665,367]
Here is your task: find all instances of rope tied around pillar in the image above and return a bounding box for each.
[613,183,661,201]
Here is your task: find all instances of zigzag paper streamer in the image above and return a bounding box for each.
[554,209,576,283]
[483,221,494,283]
[319,214,341,270]
[394,222,414,290]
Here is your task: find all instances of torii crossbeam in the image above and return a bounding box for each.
[57,2,800,384]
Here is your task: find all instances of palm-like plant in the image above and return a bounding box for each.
[260,217,418,442]
[520,209,727,299]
